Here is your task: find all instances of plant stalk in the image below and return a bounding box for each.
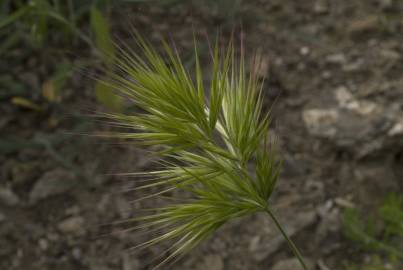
[264,207,308,270]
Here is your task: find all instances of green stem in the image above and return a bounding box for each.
[264,207,309,270]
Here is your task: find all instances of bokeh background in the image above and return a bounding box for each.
[1,1,402,269]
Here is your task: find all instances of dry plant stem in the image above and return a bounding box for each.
[265,207,309,270]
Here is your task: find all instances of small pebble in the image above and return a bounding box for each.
[58,217,85,234]
[39,239,48,251]
[300,46,310,55]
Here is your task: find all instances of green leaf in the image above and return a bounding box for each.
[95,81,123,111]
[379,193,403,237]
[90,5,115,65]
[0,4,31,29]
[42,61,72,102]
[53,61,72,90]
[31,0,50,44]
[342,206,403,260]
[0,29,22,55]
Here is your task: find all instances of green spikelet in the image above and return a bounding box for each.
[97,33,308,269]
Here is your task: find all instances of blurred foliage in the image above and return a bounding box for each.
[346,255,396,270]
[343,193,403,269]
[1,0,243,110]
[0,0,120,109]
[125,0,242,17]
[0,0,94,51]
[89,4,123,111]
[379,193,403,238]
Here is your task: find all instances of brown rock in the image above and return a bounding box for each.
[250,210,317,261]
[272,258,312,270]
[29,169,76,203]
[0,188,20,206]
[57,216,85,234]
[348,16,379,35]
[197,255,224,270]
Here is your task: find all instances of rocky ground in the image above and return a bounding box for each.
[1,0,403,269]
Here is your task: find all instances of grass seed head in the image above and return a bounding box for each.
[99,33,281,268]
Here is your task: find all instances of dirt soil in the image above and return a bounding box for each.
[1,1,403,269]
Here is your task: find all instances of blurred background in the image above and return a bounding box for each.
[1,0,402,269]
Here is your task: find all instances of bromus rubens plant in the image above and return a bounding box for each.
[97,33,308,269]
